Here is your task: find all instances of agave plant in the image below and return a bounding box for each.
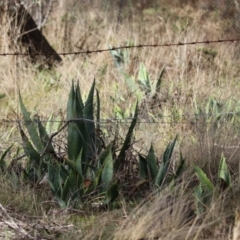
[17,80,139,208]
[124,63,165,101]
[194,154,231,215]
[138,136,185,188]
[109,44,130,68]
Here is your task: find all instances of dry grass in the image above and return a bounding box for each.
[0,0,240,239]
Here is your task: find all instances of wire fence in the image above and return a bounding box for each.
[1,110,240,124]
[1,110,240,158]
[1,1,240,153]
[0,38,240,57]
[1,0,240,57]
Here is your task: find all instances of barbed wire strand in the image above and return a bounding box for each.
[0,38,240,57]
[0,110,239,125]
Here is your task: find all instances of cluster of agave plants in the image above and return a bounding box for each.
[0,60,234,214]
[1,79,185,209]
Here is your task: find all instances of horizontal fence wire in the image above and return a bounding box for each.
[0,38,240,57]
[0,110,239,125]
[1,2,240,152]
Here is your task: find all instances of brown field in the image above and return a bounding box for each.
[1,1,240,239]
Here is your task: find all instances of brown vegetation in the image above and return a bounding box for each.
[0,0,240,239]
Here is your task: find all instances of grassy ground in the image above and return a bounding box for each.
[1,1,240,239]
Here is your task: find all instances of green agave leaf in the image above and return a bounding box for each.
[194,166,214,193]
[19,124,40,165]
[67,81,78,160]
[103,182,119,205]
[155,137,178,186]
[101,149,113,192]
[95,89,102,155]
[91,167,103,191]
[108,45,124,68]
[71,188,82,202]
[156,66,165,93]
[114,105,125,119]
[98,143,112,167]
[218,154,231,188]
[96,89,100,124]
[67,81,87,161]
[37,117,55,155]
[48,164,62,197]
[46,115,62,135]
[83,80,95,123]
[139,154,148,179]
[45,114,53,135]
[76,82,84,110]
[62,177,70,202]
[76,149,83,176]
[137,63,151,94]
[163,136,177,164]
[64,158,75,167]
[155,164,169,187]
[55,197,67,209]
[81,162,96,171]
[19,93,43,152]
[173,153,185,180]
[125,74,140,93]
[0,144,13,172]
[65,149,83,187]
[146,144,158,179]
[83,80,96,161]
[65,168,82,197]
[115,102,138,171]
[194,184,205,215]
[68,169,77,193]
[59,165,70,183]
